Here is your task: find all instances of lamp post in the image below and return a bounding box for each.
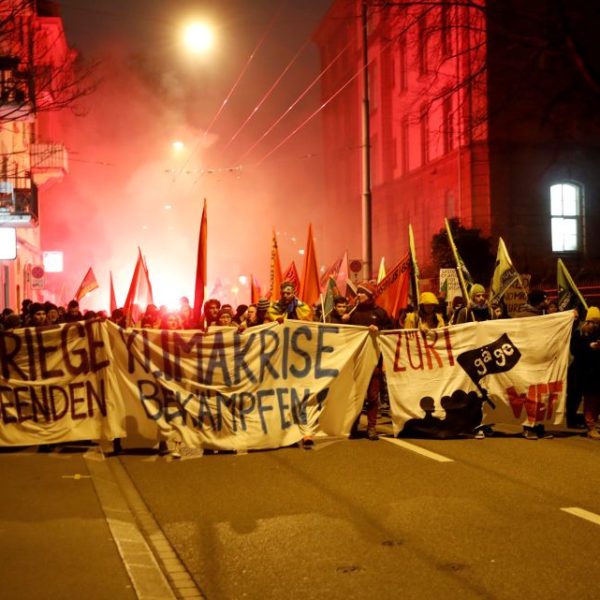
[360,1,373,281]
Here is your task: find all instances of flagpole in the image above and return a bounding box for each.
[444,218,470,305]
[408,224,420,305]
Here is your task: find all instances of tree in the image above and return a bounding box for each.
[0,0,98,123]
[430,217,494,284]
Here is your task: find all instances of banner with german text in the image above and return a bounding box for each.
[378,312,573,438]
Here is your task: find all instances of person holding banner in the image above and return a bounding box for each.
[346,281,392,441]
[266,281,313,322]
[403,292,445,331]
[571,306,600,440]
[455,284,494,324]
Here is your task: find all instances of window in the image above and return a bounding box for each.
[400,116,409,174]
[397,34,407,92]
[420,104,429,165]
[440,4,451,58]
[417,17,428,75]
[442,96,453,154]
[550,183,582,252]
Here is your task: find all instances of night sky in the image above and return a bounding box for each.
[46,0,339,310]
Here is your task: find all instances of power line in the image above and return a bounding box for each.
[235,39,352,165]
[175,0,288,179]
[222,37,312,152]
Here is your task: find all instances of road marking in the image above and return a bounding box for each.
[561,507,600,526]
[381,437,454,463]
[85,456,178,599]
[61,473,91,480]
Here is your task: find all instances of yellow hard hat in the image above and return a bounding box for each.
[419,291,439,305]
[586,306,600,322]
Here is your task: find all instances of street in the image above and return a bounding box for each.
[2,419,600,600]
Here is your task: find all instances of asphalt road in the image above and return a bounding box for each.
[2,426,600,600]
[119,426,600,600]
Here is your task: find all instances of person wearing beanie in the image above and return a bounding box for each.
[404,291,445,331]
[215,306,236,327]
[346,280,392,441]
[28,302,47,327]
[455,284,494,323]
[571,306,600,439]
[266,281,312,323]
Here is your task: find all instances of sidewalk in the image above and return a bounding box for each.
[0,444,138,600]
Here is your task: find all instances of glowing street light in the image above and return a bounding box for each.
[182,22,215,54]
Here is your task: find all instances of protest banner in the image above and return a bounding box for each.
[378,311,573,438]
[107,320,378,451]
[0,320,124,446]
[0,313,573,448]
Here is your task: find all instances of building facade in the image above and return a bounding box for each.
[0,0,71,309]
[313,0,600,283]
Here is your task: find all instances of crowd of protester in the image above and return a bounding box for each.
[2,277,599,447]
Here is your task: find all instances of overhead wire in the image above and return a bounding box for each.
[251,5,437,168]
[175,0,288,179]
[235,39,353,165]
[221,36,312,152]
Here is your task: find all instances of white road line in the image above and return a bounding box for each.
[85,456,177,600]
[381,437,454,463]
[561,507,600,526]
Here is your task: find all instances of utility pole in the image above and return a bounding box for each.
[360,1,373,281]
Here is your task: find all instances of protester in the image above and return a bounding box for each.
[514,288,548,318]
[570,306,600,439]
[266,281,313,323]
[325,295,348,324]
[215,306,235,327]
[512,288,553,439]
[64,299,83,322]
[28,303,47,327]
[455,285,493,323]
[345,280,392,441]
[404,291,445,331]
[447,296,465,324]
[201,299,220,329]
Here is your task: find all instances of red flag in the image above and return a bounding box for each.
[282,261,300,292]
[299,223,320,307]
[109,271,117,313]
[269,229,283,301]
[375,254,411,318]
[123,248,154,326]
[74,267,99,302]
[193,199,208,324]
[250,274,261,304]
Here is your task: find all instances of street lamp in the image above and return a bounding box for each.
[182,22,215,54]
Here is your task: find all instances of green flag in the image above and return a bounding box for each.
[557,258,587,316]
[490,237,522,304]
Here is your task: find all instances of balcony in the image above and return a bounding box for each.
[0,81,32,121]
[31,143,68,185]
[0,182,38,227]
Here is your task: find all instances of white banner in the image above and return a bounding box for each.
[108,320,378,451]
[0,314,573,447]
[0,321,124,446]
[379,311,573,438]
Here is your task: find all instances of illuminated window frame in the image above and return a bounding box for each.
[550,182,582,253]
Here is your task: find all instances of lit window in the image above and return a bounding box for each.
[550,183,581,252]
